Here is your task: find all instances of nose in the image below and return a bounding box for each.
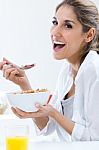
[53,35,57,41]
[50,26,62,40]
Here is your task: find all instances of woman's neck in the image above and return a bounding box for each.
[69,62,80,81]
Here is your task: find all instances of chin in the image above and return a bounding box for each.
[53,54,64,60]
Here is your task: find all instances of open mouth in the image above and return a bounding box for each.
[53,41,65,52]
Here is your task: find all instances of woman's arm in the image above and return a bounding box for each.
[0,58,49,129]
[33,117,49,130]
[71,79,99,141]
[0,58,59,133]
[12,103,75,134]
[53,109,74,135]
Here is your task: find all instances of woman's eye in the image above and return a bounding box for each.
[52,20,58,25]
[65,24,72,29]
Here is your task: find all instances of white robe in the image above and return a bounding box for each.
[34,50,99,141]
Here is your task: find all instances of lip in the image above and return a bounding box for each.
[51,36,66,51]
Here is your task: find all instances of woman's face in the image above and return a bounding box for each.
[50,5,87,63]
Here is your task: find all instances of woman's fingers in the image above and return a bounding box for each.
[3,57,19,69]
[11,103,53,119]
[11,107,32,119]
[2,62,25,79]
[2,65,19,79]
[0,58,16,71]
[11,106,47,119]
[3,57,12,65]
[7,70,20,80]
[11,107,23,119]
[0,61,7,70]
[35,103,55,117]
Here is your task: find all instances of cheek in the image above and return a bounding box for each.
[63,33,76,47]
[50,26,54,35]
[66,33,85,48]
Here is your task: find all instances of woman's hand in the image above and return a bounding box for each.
[11,104,56,130]
[11,103,56,119]
[0,59,7,70]
[0,58,31,90]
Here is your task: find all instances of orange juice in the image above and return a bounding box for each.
[6,136,28,150]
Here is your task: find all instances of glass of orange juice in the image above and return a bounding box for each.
[6,124,29,150]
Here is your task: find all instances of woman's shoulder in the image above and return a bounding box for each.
[76,51,99,82]
[83,50,99,74]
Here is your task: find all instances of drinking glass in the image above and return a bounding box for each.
[6,124,29,150]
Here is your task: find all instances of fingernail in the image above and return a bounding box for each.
[35,103,40,108]
[3,61,7,64]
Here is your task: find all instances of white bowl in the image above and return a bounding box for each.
[6,91,50,112]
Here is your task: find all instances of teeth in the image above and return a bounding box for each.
[54,41,65,45]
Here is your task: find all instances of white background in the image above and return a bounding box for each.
[0,0,98,93]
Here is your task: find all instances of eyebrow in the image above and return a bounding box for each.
[53,17,75,24]
[64,20,75,24]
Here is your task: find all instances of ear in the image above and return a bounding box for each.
[85,28,96,43]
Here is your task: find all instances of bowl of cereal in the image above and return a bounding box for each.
[6,89,51,112]
[0,93,8,114]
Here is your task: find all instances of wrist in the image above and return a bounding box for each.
[50,108,59,119]
[20,82,32,91]
[20,75,32,90]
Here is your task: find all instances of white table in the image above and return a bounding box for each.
[0,115,99,150]
[1,141,99,150]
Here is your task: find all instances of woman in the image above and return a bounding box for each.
[0,0,99,141]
